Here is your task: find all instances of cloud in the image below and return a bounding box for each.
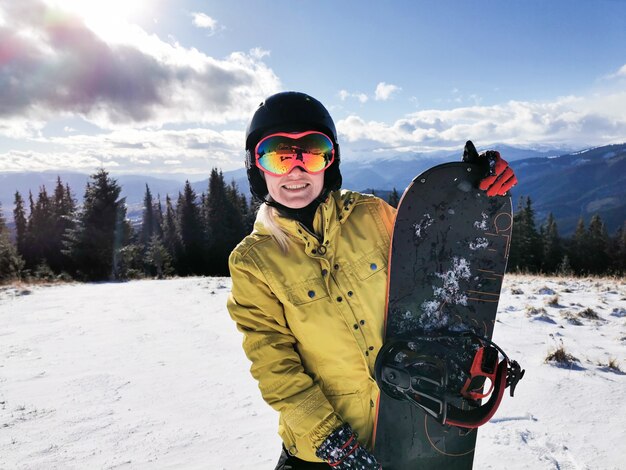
[338,90,368,103]
[0,0,281,133]
[339,82,401,103]
[0,126,246,176]
[337,91,626,160]
[191,12,218,34]
[605,63,626,80]
[375,82,401,101]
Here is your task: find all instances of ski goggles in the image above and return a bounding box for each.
[254,131,335,176]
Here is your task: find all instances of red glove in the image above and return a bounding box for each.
[462,141,518,197]
[478,150,517,196]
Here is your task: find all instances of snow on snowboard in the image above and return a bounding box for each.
[373,148,523,470]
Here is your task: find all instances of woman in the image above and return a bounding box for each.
[227,91,516,469]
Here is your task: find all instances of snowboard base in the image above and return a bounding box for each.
[373,162,512,470]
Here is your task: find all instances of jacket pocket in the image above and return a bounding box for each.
[285,278,329,306]
[353,249,387,281]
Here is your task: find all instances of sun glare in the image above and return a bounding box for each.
[44,0,149,40]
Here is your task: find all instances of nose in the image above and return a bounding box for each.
[288,165,306,175]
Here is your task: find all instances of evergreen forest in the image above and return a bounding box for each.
[0,172,624,283]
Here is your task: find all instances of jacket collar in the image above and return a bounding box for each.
[253,190,360,245]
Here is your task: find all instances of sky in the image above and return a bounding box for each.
[0,0,625,180]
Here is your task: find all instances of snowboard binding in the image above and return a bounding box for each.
[374,331,524,429]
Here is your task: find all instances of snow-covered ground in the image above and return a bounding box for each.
[1,275,624,470]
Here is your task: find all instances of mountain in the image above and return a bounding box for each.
[508,143,626,235]
[1,144,623,236]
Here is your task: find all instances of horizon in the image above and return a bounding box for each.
[1,0,625,178]
[1,141,624,184]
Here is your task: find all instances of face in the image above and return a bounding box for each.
[265,166,325,209]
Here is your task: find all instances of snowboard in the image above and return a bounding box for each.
[372,161,513,470]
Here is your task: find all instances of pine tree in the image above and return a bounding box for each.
[387,187,401,208]
[586,214,610,275]
[508,196,542,272]
[64,169,129,281]
[205,170,245,275]
[50,177,76,274]
[570,217,588,274]
[246,197,262,233]
[140,184,155,248]
[0,203,24,281]
[13,191,27,262]
[162,194,181,272]
[176,182,205,275]
[615,222,626,274]
[145,234,173,279]
[223,178,247,269]
[541,213,562,274]
[153,195,164,240]
[557,254,574,276]
[29,186,55,273]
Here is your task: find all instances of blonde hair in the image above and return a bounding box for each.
[256,204,291,254]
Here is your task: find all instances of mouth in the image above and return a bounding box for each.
[282,183,309,191]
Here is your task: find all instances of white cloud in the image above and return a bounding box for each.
[375,82,401,101]
[0,127,246,176]
[338,90,368,103]
[606,64,626,80]
[0,0,281,134]
[192,12,218,34]
[250,48,270,60]
[337,91,626,160]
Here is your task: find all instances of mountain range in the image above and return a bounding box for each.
[1,143,624,236]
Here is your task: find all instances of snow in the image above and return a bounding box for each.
[1,275,625,469]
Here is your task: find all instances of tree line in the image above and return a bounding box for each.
[0,175,624,283]
[0,168,255,282]
[506,197,625,275]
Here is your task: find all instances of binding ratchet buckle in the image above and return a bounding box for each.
[374,331,524,429]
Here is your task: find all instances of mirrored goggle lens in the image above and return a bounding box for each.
[255,131,334,175]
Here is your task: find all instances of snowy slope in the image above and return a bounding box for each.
[1,276,624,469]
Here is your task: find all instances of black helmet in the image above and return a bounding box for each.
[245,91,342,201]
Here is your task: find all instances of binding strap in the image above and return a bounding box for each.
[374,331,525,429]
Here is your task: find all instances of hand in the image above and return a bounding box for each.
[316,423,382,469]
[462,140,518,197]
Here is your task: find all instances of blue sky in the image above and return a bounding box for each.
[0,0,625,179]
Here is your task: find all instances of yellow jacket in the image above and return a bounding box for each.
[227,189,396,462]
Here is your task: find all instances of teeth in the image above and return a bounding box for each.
[285,184,307,190]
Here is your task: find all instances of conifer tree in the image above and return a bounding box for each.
[13,191,27,262]
[176,182,205,275]
[570,217,588,274]
[0,203,24,281]
[246,198,262,233]
[50,177,76,274]
[162,194,181,271]
[586,214,610,275]
[615,222,626,274]
[140,184,155,248]
[541,212,562,274]
[508,197,542,272]
[29,186,55,272]
[387,187,401,208]
[145,234,173,279]
[154,195,164,240]
[64,169,129,281]
[205,169,245,275]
